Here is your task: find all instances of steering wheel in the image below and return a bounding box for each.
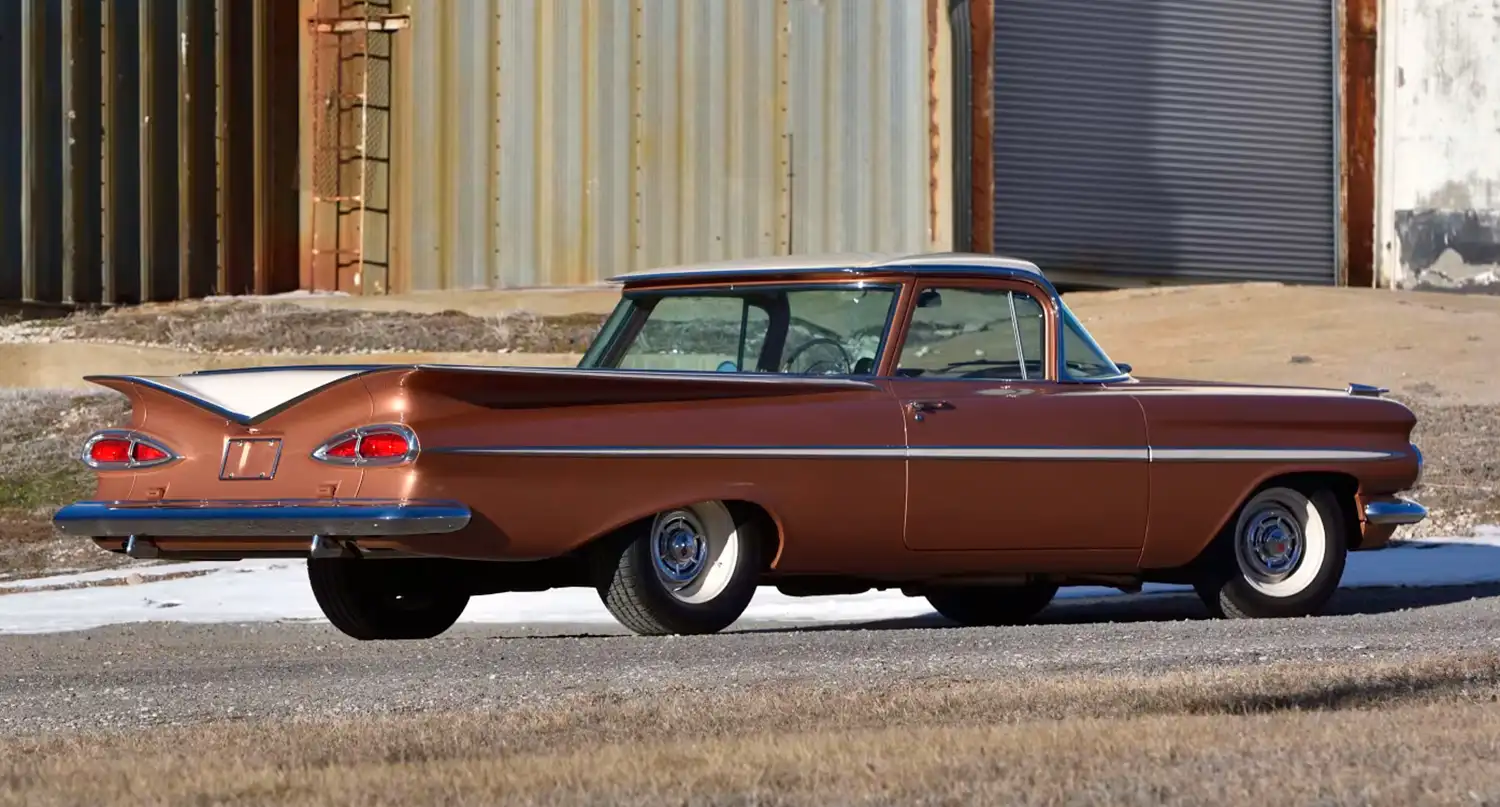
[782,337,854,375]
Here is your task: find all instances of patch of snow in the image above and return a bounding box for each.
[0,560,237,592]
[199,290,352,303]
[2,529,1498,636]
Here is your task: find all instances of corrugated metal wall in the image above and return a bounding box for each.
[378,0,935,293]
[0,0,303,307]
[988,0,1339,285]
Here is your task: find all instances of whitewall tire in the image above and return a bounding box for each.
[1194,485,1348,619]
[596,501,762,636]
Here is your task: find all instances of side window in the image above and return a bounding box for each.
[779,289,894,375]
[1060,307,1123,380]
[895,287,1046,380]
[618,297,769,371]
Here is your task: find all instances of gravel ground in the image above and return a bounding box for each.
[4,583,1500,737]
[1,301,607,355]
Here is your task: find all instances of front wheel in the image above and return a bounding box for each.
[308,559,470,640]
[595,501,763,636]
[1193,485,1348,619]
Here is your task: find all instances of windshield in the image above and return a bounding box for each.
[1059,305,1127,381]
[579,284,901,375]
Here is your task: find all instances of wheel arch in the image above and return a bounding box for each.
[1195,470,1363,566]
[1144,468,1365,573]
[575,496,786,573]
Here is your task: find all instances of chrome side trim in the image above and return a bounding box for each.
[911,447,1149,461]
[52,499,471,538]
[1363,497,1428,526]
[1150,448,1402,462]
[409,364,885,389]
[436,446,908,459]
[433,445,1399,463]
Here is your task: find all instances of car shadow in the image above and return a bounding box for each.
[733,582,1500,635]
[476,583,1500,641]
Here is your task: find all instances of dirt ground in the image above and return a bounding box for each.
[1,282,1495,577]
[5,652,1500,806]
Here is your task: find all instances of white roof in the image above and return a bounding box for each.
[610,251,1044,283]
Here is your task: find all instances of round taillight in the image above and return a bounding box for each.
[88,438,132,464]
[359,432,410,459]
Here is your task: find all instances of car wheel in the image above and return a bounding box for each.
[1193,485,1348,619]
[307,558,470,640]
[925,583,1059,626]
[596,501,762,636]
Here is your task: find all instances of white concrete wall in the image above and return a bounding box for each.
[1380,0,1500,286]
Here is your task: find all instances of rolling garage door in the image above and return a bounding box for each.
[991,0,1337,284]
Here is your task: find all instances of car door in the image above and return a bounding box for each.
[888,280,1149,552]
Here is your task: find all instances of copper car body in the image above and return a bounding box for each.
[54,252,1426,637]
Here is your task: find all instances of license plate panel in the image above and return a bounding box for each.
[220,438,283,481]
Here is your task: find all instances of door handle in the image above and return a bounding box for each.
[906,400,953,421]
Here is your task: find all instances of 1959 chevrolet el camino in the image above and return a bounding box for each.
[54,252,1427,639]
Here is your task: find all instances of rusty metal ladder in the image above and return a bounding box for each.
[306,0,407,294]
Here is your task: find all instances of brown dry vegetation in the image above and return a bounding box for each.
[0,390,133,579]
[5,653,1500,805]
[13,300,608,355]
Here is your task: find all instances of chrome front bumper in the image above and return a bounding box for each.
[52,499,471,538]
[1363,497,1428,526]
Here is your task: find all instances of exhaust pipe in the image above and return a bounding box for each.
[310,535,357,559]
[124,536,160,559]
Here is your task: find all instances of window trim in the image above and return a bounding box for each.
[879,277,1058,381]
[889,285,1047,382]
[579,281,905,376]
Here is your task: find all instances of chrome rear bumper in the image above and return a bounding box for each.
[1362,497,1428,526]
[52,499,471,538]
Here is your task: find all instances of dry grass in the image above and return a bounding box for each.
[14,300,608,355]
[0,389,133,579]
[1405,399,1500,537]
[5,653,1500,805]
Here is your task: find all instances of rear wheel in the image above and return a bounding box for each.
[308,559,470,640]
[1193,485,1347,619]
[595,501,762,636]
[926,583,1059,626]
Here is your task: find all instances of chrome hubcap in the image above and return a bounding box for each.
[1237,504,1304,583]
[652,510,709,588]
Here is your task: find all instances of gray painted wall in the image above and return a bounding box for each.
[1383,0,1500,288]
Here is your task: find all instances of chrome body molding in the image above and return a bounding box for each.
[52,499,471,538]
[1362,497,1428,526]
[1148,448,1401,462]
[432,445,1405,463]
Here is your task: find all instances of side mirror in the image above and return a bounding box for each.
[1116,362,1133,374]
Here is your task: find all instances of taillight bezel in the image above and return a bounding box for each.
[80,429,181,470]
[311,424,420,467]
